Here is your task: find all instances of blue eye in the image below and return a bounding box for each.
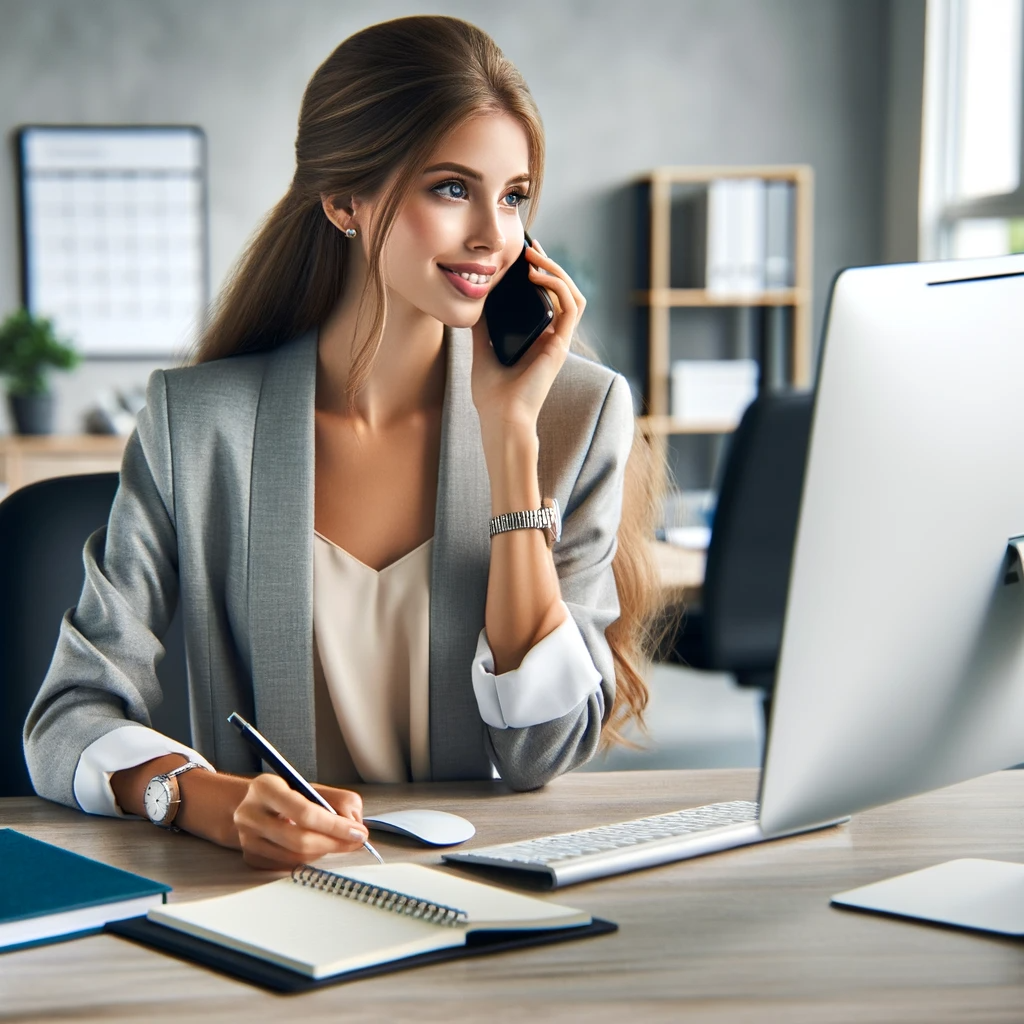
[504,190,530,208]
[432,180,468,200]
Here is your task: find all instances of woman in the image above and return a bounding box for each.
[24,16,661,869]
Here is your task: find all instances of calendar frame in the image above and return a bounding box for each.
[15,124,210,360]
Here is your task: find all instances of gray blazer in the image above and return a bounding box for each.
[24,326,634,804]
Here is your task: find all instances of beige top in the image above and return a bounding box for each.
[312,530,433,785]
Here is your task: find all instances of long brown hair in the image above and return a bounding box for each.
[192,15,665,746]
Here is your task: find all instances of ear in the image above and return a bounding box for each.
[321,194,356,235]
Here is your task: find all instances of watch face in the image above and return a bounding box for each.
[144,778,172,823]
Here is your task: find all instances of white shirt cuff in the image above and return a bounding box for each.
[472,604,603,730]
[73,724,214,817]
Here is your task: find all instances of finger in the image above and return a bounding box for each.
[525,245,565,275]
[524,244,571,282]
[243,802,368,856]
[271,794,369,845]
[261,819,364,861]
[312,784,364,822]
[525,248,586,320]
[245,776,368,844]
[529,266,576,340]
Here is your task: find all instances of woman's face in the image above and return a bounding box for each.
[359,111,532,329]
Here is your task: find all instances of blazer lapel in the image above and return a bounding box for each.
[248,331,318,778]
[429,326,493,780]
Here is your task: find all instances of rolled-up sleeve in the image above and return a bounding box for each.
[471,604,602,729]
[74,725,214,817]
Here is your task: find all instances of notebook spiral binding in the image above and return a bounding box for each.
[291,865,468,927]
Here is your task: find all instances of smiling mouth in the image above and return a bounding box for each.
[439,266,494,298]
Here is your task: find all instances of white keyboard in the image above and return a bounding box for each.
[442,800,764,888]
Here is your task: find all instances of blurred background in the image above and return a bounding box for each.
[0,0,1020,771]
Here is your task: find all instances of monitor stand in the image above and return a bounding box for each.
[831,859,1024,936]
[1003,535,1024,584]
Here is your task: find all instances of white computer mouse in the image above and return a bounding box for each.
[363,809,476,847]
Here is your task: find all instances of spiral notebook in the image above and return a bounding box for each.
[128,862,613,988]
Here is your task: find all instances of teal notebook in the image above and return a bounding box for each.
[0,828,170,953]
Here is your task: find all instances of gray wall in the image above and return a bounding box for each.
[0,0,904,433]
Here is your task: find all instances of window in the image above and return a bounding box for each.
[920,0,1024,259]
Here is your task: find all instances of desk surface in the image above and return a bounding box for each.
[2,769,1023,1023]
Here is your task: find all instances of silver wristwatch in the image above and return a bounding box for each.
[489,497,562,547]
[143,761,207,831]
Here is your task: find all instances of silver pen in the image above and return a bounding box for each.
[227,711,384,864]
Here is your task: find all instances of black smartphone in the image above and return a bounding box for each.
[484,232,555,366]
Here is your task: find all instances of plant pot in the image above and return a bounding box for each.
[9,392,55,435]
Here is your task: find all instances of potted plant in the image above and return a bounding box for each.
[0,309,80,435]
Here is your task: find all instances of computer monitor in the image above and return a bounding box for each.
[760,253,1024,839]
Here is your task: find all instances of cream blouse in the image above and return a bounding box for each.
[312,530,433,785]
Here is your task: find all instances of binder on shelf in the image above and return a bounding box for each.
[733,178,767,295]
[705,179,735,295]
[765,181,796,289]
[706,179,769,296]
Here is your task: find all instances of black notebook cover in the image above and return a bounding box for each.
[107,914,617,993]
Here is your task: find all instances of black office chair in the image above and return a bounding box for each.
[667,391,815,723]
[0,472,190,797]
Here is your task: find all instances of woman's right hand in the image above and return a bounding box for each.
[112,755,370,869]
[232,774,370,870]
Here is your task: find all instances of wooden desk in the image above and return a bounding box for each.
[2,769,1023,1023]
[0,435,126,496]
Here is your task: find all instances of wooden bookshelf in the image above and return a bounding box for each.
[634,165,814,434]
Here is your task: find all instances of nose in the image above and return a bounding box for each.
[466,204,505,257]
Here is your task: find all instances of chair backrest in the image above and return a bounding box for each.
[0,472,189,797]
[701,391,814,674]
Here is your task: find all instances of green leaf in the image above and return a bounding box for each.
[0,309,80,394]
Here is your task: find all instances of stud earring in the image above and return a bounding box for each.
[344,227,357,238]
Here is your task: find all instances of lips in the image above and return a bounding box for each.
[439,266,492,299]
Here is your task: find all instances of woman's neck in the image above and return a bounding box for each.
[317,271,446,429]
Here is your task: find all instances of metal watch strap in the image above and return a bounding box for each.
[489,498,561,546]
[165,760,205,780]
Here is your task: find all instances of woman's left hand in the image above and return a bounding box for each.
[471,239,586,442]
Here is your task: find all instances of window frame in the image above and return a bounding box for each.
[919,0,1024,260]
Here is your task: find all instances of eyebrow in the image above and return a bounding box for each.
[422,162,531,187]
